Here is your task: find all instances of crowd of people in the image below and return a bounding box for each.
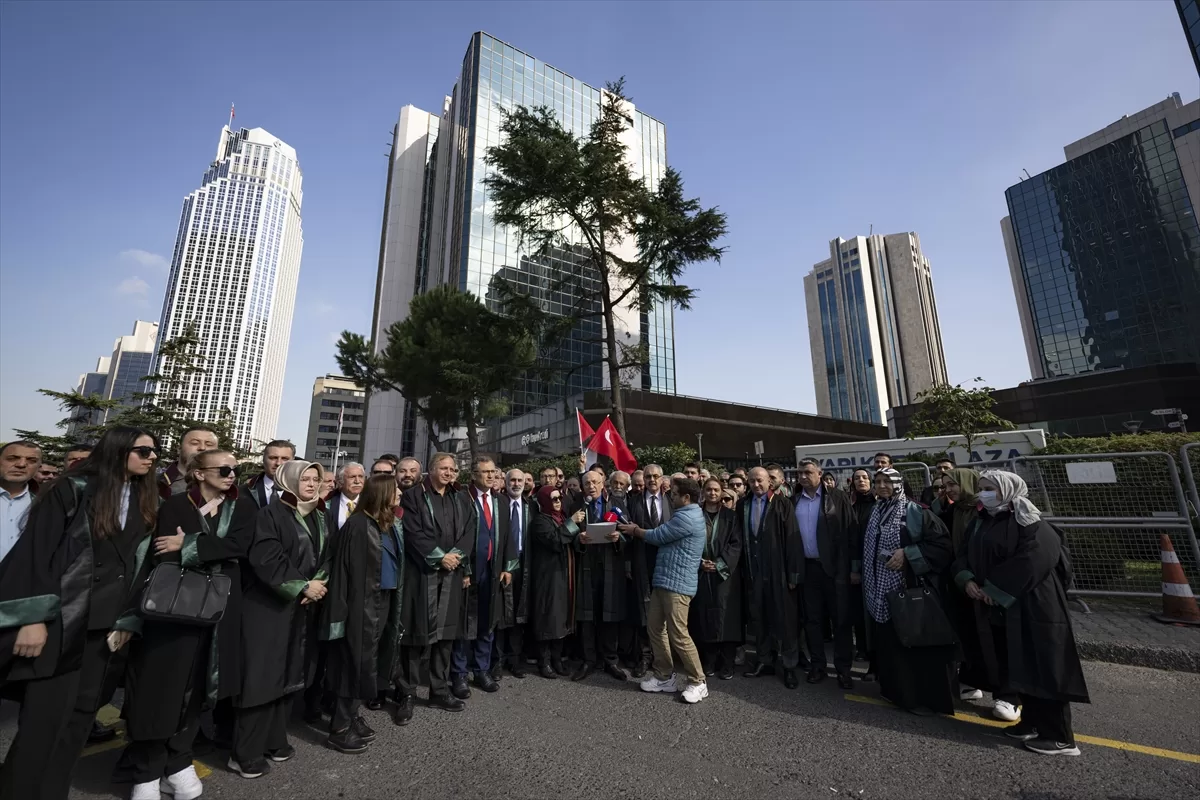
[0,430,1090,800]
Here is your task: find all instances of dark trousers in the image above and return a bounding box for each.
[115,674,204,784]
[698,641,737,670]
[303,642,330,713]
[1021,695,1074,743]
[579,620,619,666]
[375,589,398,694]
[0,630,112,800]
[803,560,853,675]
[398,640,453,699]
[539,638,564,662]
[331,696,361,733]
[494,624,526,667]
[232,696,289,765]
[452,569,493,677]
[620,622,652,666]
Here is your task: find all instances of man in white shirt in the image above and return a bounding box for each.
[328,462,365,535]
[0,441,40,562]
[243,440,295,507]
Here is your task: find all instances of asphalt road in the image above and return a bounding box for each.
[4,659,1197,800]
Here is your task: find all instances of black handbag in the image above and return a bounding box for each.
[886,580,957,649]
[140,564,231,626]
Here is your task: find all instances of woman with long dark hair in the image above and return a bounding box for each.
[688,478,743,680]
[321,474,404,754]
[847,468,875,667]
[529,484,583,679]
[230,460,329,780]
[115,449,256,799]
[0,426,160,800]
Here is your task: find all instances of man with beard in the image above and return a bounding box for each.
[493,468,533,679]
[571,470,627,682]
[327,463,366,540]
[158,426,219,498]
[607,471,631,501]
[397,457,422,491]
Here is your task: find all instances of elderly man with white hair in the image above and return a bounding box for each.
[492,468,535,679]
[327,462,366,538]
[608,470,631,500]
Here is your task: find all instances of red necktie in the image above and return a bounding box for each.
[481,493,493,561]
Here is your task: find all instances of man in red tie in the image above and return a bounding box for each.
[450,456,515,698]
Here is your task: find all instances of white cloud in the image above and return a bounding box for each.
[120,249,168,270]
[314,302,336,316]
[116,276,150,301]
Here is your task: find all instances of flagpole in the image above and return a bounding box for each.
[228,103,235,129]
[331,405,344,478]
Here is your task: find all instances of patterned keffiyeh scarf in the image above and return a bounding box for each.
[863,469,907,623]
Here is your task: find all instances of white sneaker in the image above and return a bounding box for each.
[639,674,679,693]
[160,764,203,800]
[681,682,709,704]
[960,685,983,700]
[993,699,1021,721]
[131,780,161,800]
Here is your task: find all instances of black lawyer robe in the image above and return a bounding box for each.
[123,490,255,740]
[529,512,579,641]
[237,496,328,709]
[571,493,628,623]
[689,506,744,643]
[951,512,1089,704]
[737,493,802,648]
[398,480,474,646]
[624,490,672,627]
[463,487,518,635]
[499,495,534,629]
[321,513,404,702]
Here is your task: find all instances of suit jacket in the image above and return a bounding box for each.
[325,490,358,540]
[241,474,273,509]
[463,486,517,633]
[793,487,854,582]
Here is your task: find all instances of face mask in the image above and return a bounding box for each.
[977,490,1003,512]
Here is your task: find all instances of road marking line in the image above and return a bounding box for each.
[844,694,1200,764]
[79,737,127,758]
[193,761,212,778]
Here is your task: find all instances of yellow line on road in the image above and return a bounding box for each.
[844,693,1200,764]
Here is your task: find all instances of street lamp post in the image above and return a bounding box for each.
[696,433,704,462]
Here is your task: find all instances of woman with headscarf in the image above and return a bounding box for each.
[230,460,330,780]
[847,468,876,669]
[861,468,956,714]
[529,484,584,679]
[951,470,1089,756]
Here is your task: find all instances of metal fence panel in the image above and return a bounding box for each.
[1182,443,1200,518]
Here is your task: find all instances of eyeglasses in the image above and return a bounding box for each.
[372,469,394,476]
[722,497,735,505]
[130,446,159,459]
[200,465,240,478]
[550,495,562,502]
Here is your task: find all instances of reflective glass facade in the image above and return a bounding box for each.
[1004,120,1200,378]
[1178,0,1200,76]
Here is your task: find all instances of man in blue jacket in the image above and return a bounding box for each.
[618,476,709,704]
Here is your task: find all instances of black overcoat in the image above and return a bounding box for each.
[571,493,628,623]
[398,480,474,645]
[529,512,579,641]
[689,506,744,643]
[738,493,802,646]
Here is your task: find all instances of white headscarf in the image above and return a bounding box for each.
[275,459,324,516]
[979,469,1042,527]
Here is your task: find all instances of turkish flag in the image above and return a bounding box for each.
[577,409,597,451]
[587,417,638,474]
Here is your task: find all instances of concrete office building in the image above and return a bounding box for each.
[364,32,672,460]
[803,233,948,425]
[100,320,159,420]
[305,375,366,474]
[1001,94,1200,379]
[66,357,112,438]
[154,124,304,449]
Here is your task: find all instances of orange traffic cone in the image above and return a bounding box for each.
[1153,534,1200,626]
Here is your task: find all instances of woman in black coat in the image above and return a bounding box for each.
[114,449,255,799]
[846,468,875,665]
[952,470,1089,756]
[0,426,160,800]
[528,484,584,678]
[689,479,743,680]
[230,460,329,779]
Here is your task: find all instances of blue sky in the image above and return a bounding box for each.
[1,1,1195,449]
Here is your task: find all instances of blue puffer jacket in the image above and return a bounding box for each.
[643,503,706,597]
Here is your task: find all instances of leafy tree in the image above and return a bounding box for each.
[483,78,727,440]
[906,378,1016,455]
[337,285,534,459]
[632,443,697,475]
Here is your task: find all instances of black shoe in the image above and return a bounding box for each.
[630,658,650,679]
[855,650,868,661]
[1024,738,1080,756]
[1003,721,1039,742]
[718,665,735,681]
[266,744,295,762]
[733,647,746,667]
[366,694,385,711]
[428,694,465,713]
[552,658,570,677]
[351,716,376,742]
[797,656,812,672]
[327,727,370,754]
[509,660,528,679]
[603,662,626,682]
[806,667,827,684]
[393,695,415,725]
[703,662,717,677]
[783,668,799,689]
[87,721,117,744]
[302,706,325,725]
[475,671,500,693]
[227,757,269,779]
[837,673,854,690]
[539,659,558,679]
[570,663,594,682]
[451,674,472,700]
[743,663,775,678]
[488,663,503,683]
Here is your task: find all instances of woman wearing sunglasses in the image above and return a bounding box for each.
[529,485,585,679]
[115,450,257,800]
[688,478,744,681]
[0,426,160,799]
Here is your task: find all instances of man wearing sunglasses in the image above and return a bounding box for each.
[242,440,295,508]
[158,425,219,499]
[370,459,395,477]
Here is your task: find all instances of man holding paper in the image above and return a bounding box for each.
[570,471,627,682]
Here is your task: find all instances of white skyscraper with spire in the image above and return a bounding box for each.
[154,124,304,448]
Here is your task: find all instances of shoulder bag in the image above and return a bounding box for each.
[885,501,957,648]
[140,564,231,626]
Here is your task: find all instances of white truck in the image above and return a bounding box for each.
[795,429,1047,472]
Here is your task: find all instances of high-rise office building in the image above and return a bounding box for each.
[101,320,158,420]
[1176,0,1200,77]
[1001,94,1200,380]
[364,32,672,459]
[305,375,365,473]
[154,125,304,449]
[67,357,112,438]
[803,233,948,425]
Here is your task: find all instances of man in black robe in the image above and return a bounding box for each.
[739,466,805,688]
[624,463,671,677]
[396,453,474,717]
[241,440,296,508]
[493,468,533,679]
[571,470,628,682]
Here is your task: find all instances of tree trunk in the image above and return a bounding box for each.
[424,417,439,461]
[465,404,481,462]
[601,276,627,441]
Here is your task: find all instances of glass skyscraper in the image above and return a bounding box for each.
[1177,0,1200,77]
[365,32,674,459]
[1002,94,1200,380]
[155,125,304,449]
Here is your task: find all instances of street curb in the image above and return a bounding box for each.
[1077,637,1200,673]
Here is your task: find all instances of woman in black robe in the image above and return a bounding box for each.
[861,468,956,715]
[689,479,743,680]
[0,426,160,800]
[115,448,255,799]
[529,485,583,678]
[846,468,875,667]
[938,468,992,706]
[230,460,329,779]
[952,470,1089,756]
[321,474,404,754]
